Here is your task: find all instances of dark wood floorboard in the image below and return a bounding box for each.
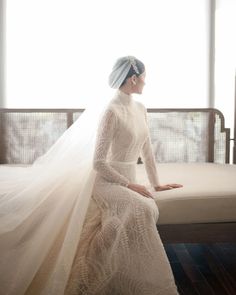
[164,243,236,295]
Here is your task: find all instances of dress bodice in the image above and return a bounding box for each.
[107,90,148,163]
[93,90,160,187]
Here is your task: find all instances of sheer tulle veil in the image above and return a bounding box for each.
[0,56,141,294]
[0,98,113,294]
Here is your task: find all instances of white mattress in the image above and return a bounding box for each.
[136,163,236,225]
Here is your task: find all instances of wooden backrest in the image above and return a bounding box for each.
[0,108,230,164]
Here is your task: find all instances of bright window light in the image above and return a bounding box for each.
[6,0,209,108]
[215,0,236,131]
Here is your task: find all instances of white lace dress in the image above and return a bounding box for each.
[65,90,179,295]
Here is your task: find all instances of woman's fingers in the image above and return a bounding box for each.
[156,185,171,191]
[127,183,154,198]
[135,187,153,198]
[155,183,183,191]
[168,183,183,188]
[142,191,153,198]
[141,188,153,198]
[164,185,172,190]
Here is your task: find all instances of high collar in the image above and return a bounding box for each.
[115,89,133,106]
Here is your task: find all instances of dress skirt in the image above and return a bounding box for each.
[65,163,179,295]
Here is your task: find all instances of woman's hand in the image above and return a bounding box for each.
[127,183,154,199]
[154,184,183,191]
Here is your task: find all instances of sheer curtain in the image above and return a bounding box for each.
[215,0,236,143]
[0,0,6,107]
[5,0,210,108]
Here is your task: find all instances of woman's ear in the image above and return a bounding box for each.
[131,75,137,85]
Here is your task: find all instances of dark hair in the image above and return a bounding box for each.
[120,58,145,87]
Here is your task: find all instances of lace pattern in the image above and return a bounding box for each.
[65,90,179,295]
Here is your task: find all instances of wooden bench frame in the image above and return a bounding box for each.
[157,222,236,243]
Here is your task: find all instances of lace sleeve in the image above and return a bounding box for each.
[93,108,130,186]
[141,108,160,188]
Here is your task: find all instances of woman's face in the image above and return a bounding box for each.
[134,71,146,94]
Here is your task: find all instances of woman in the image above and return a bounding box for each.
[65,56,182,294]
[0,56,182,295]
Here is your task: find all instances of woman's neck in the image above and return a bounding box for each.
[119,85,132,95]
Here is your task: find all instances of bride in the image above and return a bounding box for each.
[0,56,182,295]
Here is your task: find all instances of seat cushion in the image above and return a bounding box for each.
[136,163,236,225]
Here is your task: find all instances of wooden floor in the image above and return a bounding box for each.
[164,243,236,295]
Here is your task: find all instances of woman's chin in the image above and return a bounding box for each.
[135,90,143,95]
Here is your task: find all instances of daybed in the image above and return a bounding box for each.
[0,108,235,243]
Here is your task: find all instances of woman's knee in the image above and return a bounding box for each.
[133,197,159,221]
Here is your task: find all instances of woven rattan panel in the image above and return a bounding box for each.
[147,110,228,164]
[148,112,208,163]
[0,111,83,164]
[0,109,229,164]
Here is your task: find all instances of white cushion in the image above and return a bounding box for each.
[2,163,236,225]
[136,163,236,225]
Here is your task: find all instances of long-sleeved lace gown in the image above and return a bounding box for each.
[65,90,179,295]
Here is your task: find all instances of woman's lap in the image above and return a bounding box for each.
[92,181,159,223]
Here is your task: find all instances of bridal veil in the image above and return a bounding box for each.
[0,56,139,294]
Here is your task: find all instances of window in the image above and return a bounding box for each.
[215,0,236,131]
[5,0,210,108]
[215,0,236,162]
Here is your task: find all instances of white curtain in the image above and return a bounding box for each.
[0,0,6,107]
[215,0,236,131]
[5,0,210,108]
